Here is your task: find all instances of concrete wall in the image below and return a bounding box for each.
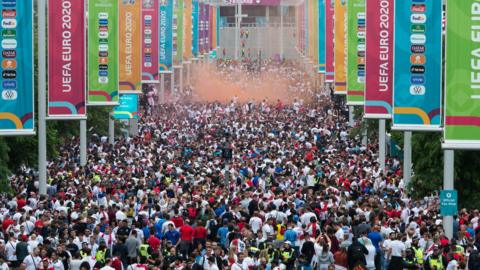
[219,26,301,60]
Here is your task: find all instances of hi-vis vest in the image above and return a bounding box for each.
[139,244,150,258]
[429,257,444,270]
[96,249,107,263]
[281,249,294,261]
[412,247,424,264]
[80,250,89,258]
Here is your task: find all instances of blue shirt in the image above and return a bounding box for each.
[164,230,180,245]
[368,231,383,253]
[155,219,166,234]
[217,226,229,247]
[284,229,297,244]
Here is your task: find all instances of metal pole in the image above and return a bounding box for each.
[348,106,354,127]
[235,4,239,60]
[171,69,175,96]
[160,73,165,104]
[280,0,284,60]
[362,125,367,146]
[179,66,184,95]
[443,150,455,240]
[38,0,47,195]
[379,119,386,171]
[403,131,412,188]
[108,112,114,144]
[80,120,87,166]
[129,118,138,137]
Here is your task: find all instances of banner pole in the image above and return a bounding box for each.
[404,131,412,188]
[348,106,354,127]
[171,70,175,97]
[108,111,114,145]
[160,74,165,104]
[443,150,455,240]
[38,0,47,195]
[129,118,138,137]
[80,120,87,166]
[180,66,184,96]
[379,119,386,171]
[362,124,367,146]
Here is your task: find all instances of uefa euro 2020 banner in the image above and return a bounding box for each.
[159,0,173,73]
[392,0,442,131]
[443,0,480,149]
[87,0,119,106]
[192,0,199,58]
[174,0,184,65]
[334,0,346,94]
[364,0,394,119]
[325,0,334,82]
[119,0,142,93]
[318,0,326,73]
[113,94,139,119]
[48,0,86,120]
[346,0,365,105]
[0,0,34,135]
[141,0,159,83]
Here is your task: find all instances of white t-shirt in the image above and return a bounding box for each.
[390,240,406,257]
[249,217,262,234]
[365,245,376,269]
[446,259,458,270]
[262,224,274,238]
[23,255,41,270]
[5,241,17,261]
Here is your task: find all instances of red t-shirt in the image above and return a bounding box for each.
[17,199,26,210]
[147,235,161,251]
[179,225,194,241]
[2,218,13,231]
[171,216,184,228]
[193,226,207,239]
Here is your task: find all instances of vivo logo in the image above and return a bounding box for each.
[410,75,425,84]
[410,85,426,95]
[1,89,17,100]
[2,80,16,89]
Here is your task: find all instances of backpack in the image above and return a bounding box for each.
[350,243,366,262]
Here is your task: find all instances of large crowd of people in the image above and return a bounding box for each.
[1,61,478,270]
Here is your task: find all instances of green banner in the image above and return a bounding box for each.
[88,0,119,105]
[444,0,480,149]
[174,0,184,65]
[346,0,365,105]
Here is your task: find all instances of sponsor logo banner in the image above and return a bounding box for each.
[159,0,173,73]
[0,0,34,134]
[325,0,334,81]
[318,0,326,73]
[334,0,347,94]
[393,0,442,130]
[444,0,480,148]
[346,0,365,104]
[113,94,138,119]
[87,0,119,105]
[48,0,86,118]
[142,0,159,82]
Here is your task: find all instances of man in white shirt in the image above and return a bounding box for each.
[22,248,41,270]
[248,213,262,234]
[261,218,275,241]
